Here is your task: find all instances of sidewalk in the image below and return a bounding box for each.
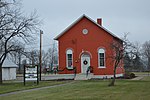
[131,76,144,80]
[0,81,75,97]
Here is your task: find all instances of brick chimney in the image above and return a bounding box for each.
[97,18,102,26]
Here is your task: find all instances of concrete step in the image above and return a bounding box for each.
[75,73,94,80]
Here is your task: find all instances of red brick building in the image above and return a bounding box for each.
[54,15,124,78]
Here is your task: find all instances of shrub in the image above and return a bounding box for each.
[130,73,135,78]
[124,72,136,79]
[124,72,130,79]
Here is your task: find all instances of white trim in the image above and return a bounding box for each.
[98,48,106,68]
[66,49,72,54]
[79,50,92,59]
[66,67,74,70]
[54,15,85,40]
[66,48,74,53]
[54,14,122,41]
[82,29,88,34]
[98,66,106,69]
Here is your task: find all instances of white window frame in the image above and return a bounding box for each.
[66,49,73,69]
[98,48,106,68]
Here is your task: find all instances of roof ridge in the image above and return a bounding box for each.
[54,14,122,41]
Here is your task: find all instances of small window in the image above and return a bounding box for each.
[98,49,105,68]
[66,49,73,68]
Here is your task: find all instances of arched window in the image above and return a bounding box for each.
[98,48,105,68]
[66,49,73,68]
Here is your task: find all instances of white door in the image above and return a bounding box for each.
[81,54,90,73]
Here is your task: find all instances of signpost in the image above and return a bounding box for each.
[24,65,39,85]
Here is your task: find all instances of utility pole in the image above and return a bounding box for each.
[39,30,43,81]
[18,50,21,74]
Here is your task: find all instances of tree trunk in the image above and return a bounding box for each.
[18,51,21,74]
[0,53,7,84]
[0,63,2,84]
[108,65,117,86]
[148,57,150,71]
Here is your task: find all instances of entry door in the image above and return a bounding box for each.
[81,54,90,73]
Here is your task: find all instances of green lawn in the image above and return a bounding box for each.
[0,77,150,100]
[0,80,70,94]
[133,72,150,76]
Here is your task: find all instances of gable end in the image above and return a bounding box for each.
[54,14,122,42]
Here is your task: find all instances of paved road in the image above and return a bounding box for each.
[0,81,75,97]
[17,74,75,81]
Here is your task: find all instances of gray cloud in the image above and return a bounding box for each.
[22,0,150,47]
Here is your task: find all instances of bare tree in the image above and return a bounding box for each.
[42,50,49,68]
[108,34,130,86]
[46,42,58,70]
[0,0,11,8]
[23,49,39,65]
[0,0,40,84]
[131,42,145,71]
[143,40,150,71]
[8,42,25,73]
[24,50,49,71]
[124,42,144,71]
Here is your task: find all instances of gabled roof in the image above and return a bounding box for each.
[54,14,122,41]
[2,58,18,68]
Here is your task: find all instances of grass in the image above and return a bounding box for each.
[0,80,71,94]
[133,72,150,76]
[1,77,150,100]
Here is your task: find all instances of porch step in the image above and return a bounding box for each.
[75,73,94,80]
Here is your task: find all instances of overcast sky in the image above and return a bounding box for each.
[22,0,150,49]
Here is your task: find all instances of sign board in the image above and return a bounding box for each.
[24,65,39,85]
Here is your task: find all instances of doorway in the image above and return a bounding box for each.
[81,54,90,73]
